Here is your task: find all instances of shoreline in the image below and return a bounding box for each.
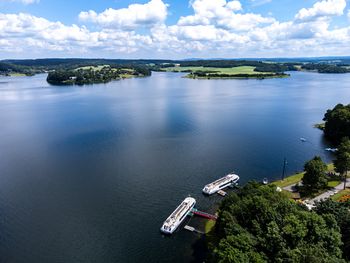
[185,74,290,80]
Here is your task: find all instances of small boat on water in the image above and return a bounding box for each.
[300,138,307,142]
[160,197,196,235]
[325,148,337,152]
[262,178,269,185]
[203,173,240,195]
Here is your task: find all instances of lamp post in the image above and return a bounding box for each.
[282,157,287,181]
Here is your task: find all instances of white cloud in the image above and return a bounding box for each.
[79,0,168,29]
[0,13,153,56]
[0,0,350,58]
[295,0,346,21]
[178,0,274,31]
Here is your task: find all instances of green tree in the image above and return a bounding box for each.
[323,104,350,142]
[334,137,350,190]
[209,183,345,262]
[315,199,350,260]
[302,156,328,193]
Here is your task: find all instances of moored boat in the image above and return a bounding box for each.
[203,173,240,195]
[160,197,196,234]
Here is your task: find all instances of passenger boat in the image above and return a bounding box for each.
[160,197,196,234]
[202,173,240,195]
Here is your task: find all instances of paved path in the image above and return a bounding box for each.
[309,178,350,205]
[283,183,298,192]
[282,179,350,207]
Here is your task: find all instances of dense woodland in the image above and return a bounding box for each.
[1,58,350,78]
[323,104,350,143]
[188,72,289,79]
[0,62,39,76]
[301,63,350,73]
[47,66,151,85]
[208,182,350,263]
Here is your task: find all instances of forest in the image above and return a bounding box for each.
[47,66,151,85]
[208,182,350,263]
[323,104,350,143]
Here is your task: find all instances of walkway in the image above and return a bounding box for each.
[309,178,350,205]
[282,178,350,207]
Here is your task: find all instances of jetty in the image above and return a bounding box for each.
[184,225,205,234]
[191,208,218,220]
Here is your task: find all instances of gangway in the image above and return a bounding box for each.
[191,208,218,220]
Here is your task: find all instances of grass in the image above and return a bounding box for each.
[205,220,216,234]
[328,180,341,188]
[164,66,273,75]
[314,123,325,130]
[75,65,117,71]
[272,163,335,188]
[273,172,305,188]
[331,188,350,201]
[119,74,134,79]
[9,73,27,77]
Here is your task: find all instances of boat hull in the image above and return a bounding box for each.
[160,197,196,235]
[202,174,239,195]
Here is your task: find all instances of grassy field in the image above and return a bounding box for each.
[205,220,216,234]
[273,172,305,188]
[9,73,27,77]
[76,65,111,71]
[314,123,325,130]
[164,66,273,75]
[331,188,350,201]
[328,180,341,188]
[272,163,335,188]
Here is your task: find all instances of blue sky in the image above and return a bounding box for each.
[0,0,349,59]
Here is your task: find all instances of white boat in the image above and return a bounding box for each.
[325,148,337,152]
[160,197,196,235]
[203,173,240,195]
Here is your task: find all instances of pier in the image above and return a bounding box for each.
[184,225,204,234]
[191,208,218,220]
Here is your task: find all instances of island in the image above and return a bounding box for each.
[46,65,151,85]
[160,65,290,79]
[155,60,294,79]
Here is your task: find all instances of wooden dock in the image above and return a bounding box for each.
[192,208,218,220]
[217,190,227,196]
[184,225,204,234]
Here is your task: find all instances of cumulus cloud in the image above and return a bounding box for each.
[295,0,346,21]
[178,0,274,31]
[0,0,350,58]
[79,0,168,29]
[0,13,153,56]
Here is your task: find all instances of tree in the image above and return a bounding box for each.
[323,104,350,142]
[209,183,345,262]
[302,156,328,193]
[315,199,350,261]
[334,137,350,190]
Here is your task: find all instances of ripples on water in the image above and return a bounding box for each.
[0,72,349,262]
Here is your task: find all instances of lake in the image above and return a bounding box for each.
[0,71,349,262]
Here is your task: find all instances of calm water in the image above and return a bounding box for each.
[0,72,349,262]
